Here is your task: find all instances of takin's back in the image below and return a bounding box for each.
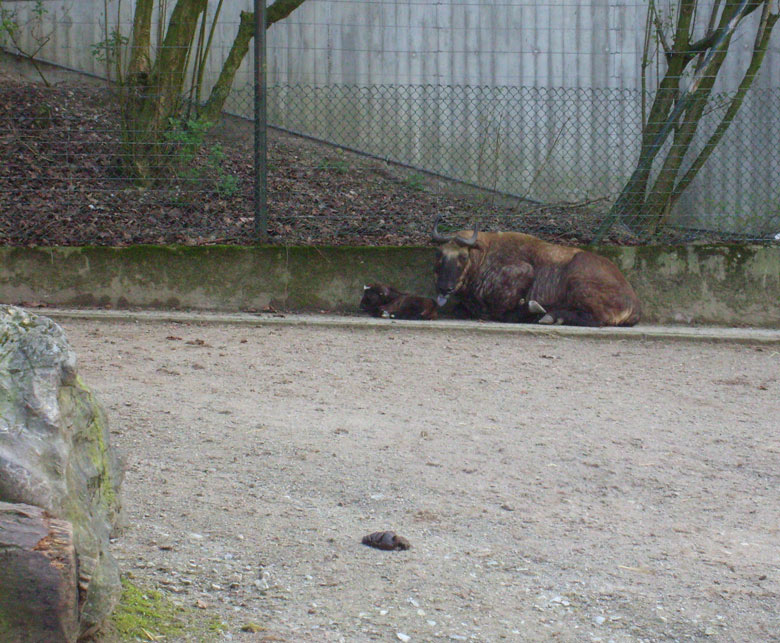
[528,245,641,327]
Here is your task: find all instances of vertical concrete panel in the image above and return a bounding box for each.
[548,2,564,87]
[589,0,610,89]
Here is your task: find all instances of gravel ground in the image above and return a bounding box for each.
[57,316,780,642]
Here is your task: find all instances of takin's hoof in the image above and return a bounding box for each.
[361,531,411,551]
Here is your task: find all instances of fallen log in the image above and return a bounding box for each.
[0,501,79,643]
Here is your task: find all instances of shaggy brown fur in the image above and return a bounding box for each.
[359,283,403,316]
[360,283,438,320]
[434,227,641,327]
[379,293,438,320]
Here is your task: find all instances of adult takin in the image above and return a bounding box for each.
[432,217,641,327]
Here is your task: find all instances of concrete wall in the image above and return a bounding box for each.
[0,245,777,327]
[11,1,780,91]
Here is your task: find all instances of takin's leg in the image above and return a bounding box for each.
[444,302,474,319]
[526,300,603,326]
[498,299,546,324]
[476,262,535,321]
[535,306,603,327]
[530,290,640,327]
[379,298,412,319]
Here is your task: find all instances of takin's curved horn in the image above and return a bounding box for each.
[431,215,455,243]
[454,221,479,247]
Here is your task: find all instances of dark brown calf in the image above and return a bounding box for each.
[360,283,403,316]
[360,283,438,320]
[379,293,438,320]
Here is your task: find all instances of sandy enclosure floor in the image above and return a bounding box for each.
[58,318,780,642]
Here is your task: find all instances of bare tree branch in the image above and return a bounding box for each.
[595,0,772,240]
[694,0,723,73]
[672,3,779,204]
[690,0,763,53]
[267,0,309,28]
[201,0,309,124]
[651,2,673,59]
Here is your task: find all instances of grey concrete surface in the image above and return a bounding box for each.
[40,308,780,345]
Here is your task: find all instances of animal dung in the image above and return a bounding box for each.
[361,530,411,551]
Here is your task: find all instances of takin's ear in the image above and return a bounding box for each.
[466,244,484,259]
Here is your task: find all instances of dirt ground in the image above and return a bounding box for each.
[57,317,779,642]
[0,76,657,248]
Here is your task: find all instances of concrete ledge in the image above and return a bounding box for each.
[39,308,780,345]
[0,244,778,327]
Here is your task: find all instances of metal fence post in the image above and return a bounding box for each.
[254,0,268,241]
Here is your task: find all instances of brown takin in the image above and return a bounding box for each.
[432,217,640,327]
[360,283,438,320]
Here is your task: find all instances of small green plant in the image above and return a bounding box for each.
[164,117,213,165]
[0,0,54,85]
[404,172,426,191]
[162,122,240,198]
[90,28,129,65]
[0,3,19,40]
[317,157,350,174]
[207,144,240,198]
[29,102,52,130]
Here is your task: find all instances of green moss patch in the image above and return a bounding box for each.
[102,578,227,642]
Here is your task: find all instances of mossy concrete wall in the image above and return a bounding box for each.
[0,244,778,327]
[599,244,779,327]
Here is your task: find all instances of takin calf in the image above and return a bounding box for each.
[432,217,641,327]
[360,283,438,320]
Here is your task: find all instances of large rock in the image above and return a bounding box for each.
[0,306,124,640]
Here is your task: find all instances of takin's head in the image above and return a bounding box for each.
[432,215,478,306]
[360,283,403,314]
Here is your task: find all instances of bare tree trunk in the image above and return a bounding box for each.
[641,0,761,232]
[126,0,153,82]
[670,4,779,209]
[122,0,155,182]
[609,1,698,231]
[199,10,255,125]
[121,0,308,182]
[199,0,309,124]
[598,0,773,240]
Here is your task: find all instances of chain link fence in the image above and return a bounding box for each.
[262,83,780,237]
[1,0,779,247]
